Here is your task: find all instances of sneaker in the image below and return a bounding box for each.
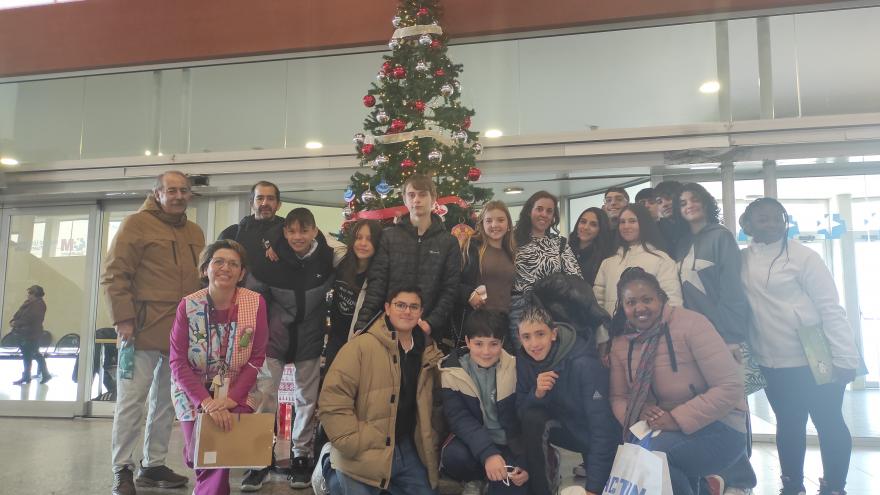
[572,462,586,477]
[112,467,137,495]
[288,456,311,489]
[135,464,188,488]
[560,486,588,495]
[241,466,271,492]
[705,475,725,495]
[725,489,752,495]
[461,480,484,495]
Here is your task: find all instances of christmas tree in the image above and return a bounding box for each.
[343,0,492,230]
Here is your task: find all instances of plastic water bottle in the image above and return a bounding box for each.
[118,339,135,380]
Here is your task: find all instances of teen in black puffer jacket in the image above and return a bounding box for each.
[355,214,461,342]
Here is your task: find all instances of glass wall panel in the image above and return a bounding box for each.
[81,72,157,159]
[0,207,94,402]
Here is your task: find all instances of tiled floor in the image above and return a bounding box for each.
[0,416,877,495]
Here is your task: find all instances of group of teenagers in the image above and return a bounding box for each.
[106,170,861,495]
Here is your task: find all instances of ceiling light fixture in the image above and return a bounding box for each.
[484,129,503,138]
[503,187,524,195]
[305,141,323,149]
[699,81,721,94]
[0,157,19,166]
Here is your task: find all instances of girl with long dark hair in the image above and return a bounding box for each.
[570,207,615,285]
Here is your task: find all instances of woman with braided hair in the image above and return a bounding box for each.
[740,198,859,495]
[608,267,747,495]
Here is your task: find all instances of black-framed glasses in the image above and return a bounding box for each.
[391,301,421,312]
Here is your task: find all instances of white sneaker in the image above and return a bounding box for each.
[572,463,586,477]
[461,480,484,495]
[724,489,752,495]
[560,486,587,495]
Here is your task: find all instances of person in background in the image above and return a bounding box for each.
[510,191,582,344]
[740,198,859,495]
[654,180,686,256]
[593,204,682,337]
[516,300,618,495]
[570,207,615,285]
[102,170,203,495]
[602,187,630,229]
[355,174,461,347]
[169,240,268,495]
[320,287,444,495]
[325,219,383,368]
[673,183,755,495]
[10,285,49,385]
[440,310,528,495]
[608,268,747,495]
[635,187,661,221]
[457,201,517,344]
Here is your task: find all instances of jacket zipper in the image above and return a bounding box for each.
[171,240,179,265]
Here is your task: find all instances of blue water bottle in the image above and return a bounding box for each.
[118,339,135,380]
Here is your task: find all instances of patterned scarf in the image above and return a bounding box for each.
[621,320,667,442]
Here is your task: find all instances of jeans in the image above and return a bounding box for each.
[762,366,851,492]
[111,349,175,473]
[336,437,436,495]
[520,407,589,495]
[19,339,49,379]
[441,436,527,495]
[648,421,746,495]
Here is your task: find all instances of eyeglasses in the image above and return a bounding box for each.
[391,301,422,312]
[210,257,241,269]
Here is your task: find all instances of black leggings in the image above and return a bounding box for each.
[20,340,49,378]
[761,366,852,492]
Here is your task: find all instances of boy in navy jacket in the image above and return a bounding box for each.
[516,301,619,495]
[440,310,529,494]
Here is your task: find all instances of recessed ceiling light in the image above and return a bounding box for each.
[1,157,19,166]
[157,152,163,157]
[484,129,503,138]
[144,150,152,156]
[690,164,719,170]
[503,187,524,195]
[777,158,817,166]
[305,141,324,149]
[699,81,721,94]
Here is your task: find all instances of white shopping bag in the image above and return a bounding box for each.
[602,443,673,495]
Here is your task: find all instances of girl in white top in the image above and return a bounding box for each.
[739,197,859,495]
[593,204,682,347]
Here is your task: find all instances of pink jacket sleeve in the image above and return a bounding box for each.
[608,336,630,426]
[228,297,269,406]
[169,299,211,407]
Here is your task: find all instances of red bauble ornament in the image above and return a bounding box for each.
[434,68,445,78]
[401,159,416,169]
[430,39,442,49]
[382,61,392,74]
[363,95,376,107]
[393,66,406,79]
[417,7,429,16]
[413,100,426,113]
[467,167,481,181]
[462,116,472,130]
[390,118,406,131]
[361,144,374,155]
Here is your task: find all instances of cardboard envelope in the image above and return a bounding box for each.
[193,412,274,469]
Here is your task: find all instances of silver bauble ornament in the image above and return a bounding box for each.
[375,154,389,166]
[419,34,432,46]
[343,206,353,220]
[392,16,402,28]
[440,84,454,97]
[453,130,468,143]
[353,133,366,145]
[361,189,376,203]
[388,38,401,50]
[376,110,389,124]
[428,150,443,162]
[415,61,428,73]
[472,143,483,155]
[377,71,386,82]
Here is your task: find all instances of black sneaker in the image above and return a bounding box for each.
[288,456,311,489]
[112,467,137,495]
[135,464,188,488]
[241,466,271,492]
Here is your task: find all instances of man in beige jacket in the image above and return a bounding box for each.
[102,171,205,495]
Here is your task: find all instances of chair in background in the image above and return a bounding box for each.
[0,332,24,359]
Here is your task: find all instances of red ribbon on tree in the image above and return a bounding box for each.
[344,195,469,223]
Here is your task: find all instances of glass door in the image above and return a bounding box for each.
[0,205,99,417]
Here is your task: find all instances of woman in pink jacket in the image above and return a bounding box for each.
[608,267,747,495]
[169,239,269,495]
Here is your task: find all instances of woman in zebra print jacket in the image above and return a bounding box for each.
[508,191,582,346]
